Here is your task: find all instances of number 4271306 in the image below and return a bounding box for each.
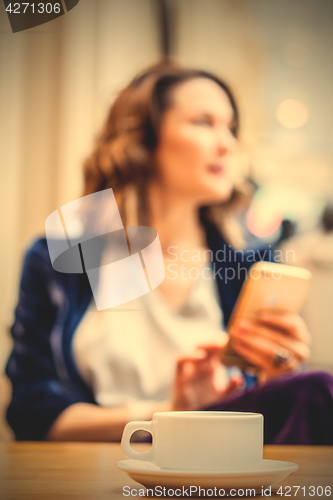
[276,485,331,496]
[5,3,61,14]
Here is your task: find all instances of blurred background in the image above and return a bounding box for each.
[1,0,333,439]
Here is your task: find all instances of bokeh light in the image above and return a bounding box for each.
[246,185,322,238]
[276,99,308,129]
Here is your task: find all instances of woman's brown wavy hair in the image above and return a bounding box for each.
[83,62,243,239]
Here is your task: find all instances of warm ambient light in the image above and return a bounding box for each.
[276,99,308,129]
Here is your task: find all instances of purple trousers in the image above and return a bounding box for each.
[206,371,333,445]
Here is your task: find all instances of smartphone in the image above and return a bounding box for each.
[221,261,312,369]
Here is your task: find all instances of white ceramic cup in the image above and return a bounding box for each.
[121,411,263,471]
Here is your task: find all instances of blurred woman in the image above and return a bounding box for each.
[6,63,333,444]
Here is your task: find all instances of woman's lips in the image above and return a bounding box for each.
[207,164,226,176]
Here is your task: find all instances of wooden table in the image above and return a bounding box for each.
[0,443,332,499]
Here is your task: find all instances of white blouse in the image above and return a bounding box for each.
[72,268,229,419]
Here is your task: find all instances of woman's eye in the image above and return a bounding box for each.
[193,117,212,126]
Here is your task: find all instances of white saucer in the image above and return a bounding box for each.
[117,459,298,491]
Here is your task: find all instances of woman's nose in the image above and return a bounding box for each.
[216,128,238,155]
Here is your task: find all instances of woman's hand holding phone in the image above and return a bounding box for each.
[229,310,312,383]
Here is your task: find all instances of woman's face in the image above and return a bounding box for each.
[154,77,238,205]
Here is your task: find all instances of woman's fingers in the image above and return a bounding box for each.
[175,351,226,383]
[258,311,312,344]
[172,337,244,411]
[232,334,279,372]
[176,338,228,378]
[233,336,298,375]
[197,336,228,354]
[231,321,310,377]
[232,319,311,363]
[176,350,215,380]
[176,349,206,365]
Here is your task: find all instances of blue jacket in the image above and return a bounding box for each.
[6,219,267,440]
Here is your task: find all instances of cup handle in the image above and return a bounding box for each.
[121,421,153,461]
